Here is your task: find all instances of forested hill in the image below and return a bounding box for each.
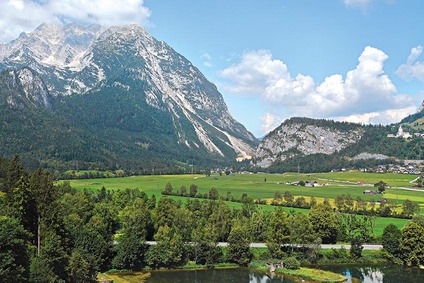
[0,68,240,172]
[253,116,424,173]
[0,24,258,172]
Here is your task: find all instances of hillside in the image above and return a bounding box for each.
[252,116,424,172]
[0,24,258,172]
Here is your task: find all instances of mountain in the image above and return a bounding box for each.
[252,116,424,172]
[253,118,364,168]
[0,23,258,172]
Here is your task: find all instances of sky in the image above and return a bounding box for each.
[1,0,424,137]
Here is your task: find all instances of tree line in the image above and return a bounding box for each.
[1,156,424,282]
[161,182,420,219]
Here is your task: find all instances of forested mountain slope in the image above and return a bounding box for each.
[0,24,258,172]
[253,116,424,172]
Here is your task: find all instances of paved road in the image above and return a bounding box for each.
[146,241,382,250]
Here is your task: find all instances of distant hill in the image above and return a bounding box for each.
[0,24,258,172]
[400,103,424,133]
[252,115,424,172]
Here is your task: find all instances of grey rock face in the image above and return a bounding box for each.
[253,121,364,168]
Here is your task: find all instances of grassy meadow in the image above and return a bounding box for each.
[60,170,424,236]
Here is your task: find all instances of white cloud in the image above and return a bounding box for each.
[220,46,414,125]
[343,0,374,10]
[335,106,417,125]
[0,0,151,43]
[261,113,281,135]
[396,45,424,81]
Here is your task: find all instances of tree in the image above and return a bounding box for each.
[350,235,363,259]
[294,196,308,208]
[113,232,147,270]
[8,176,37,239]
[153,197,179,230]
[208,187,219,200]
[5,155,25,194]
[273,191,282,202]
[399,221,424,266]
[355,196,367,213]
[32,230,69,282]
[0,216,31,283]
[250,211,269,242]
[402,199,420,218]
[374,180,387,194]
[189,184,198,197]
[226,221,252,266]
[29,168,58,254]
[283,191,294,205]
[113,198,152,270]
[208,201,232,241]
[179,185,187,196]
[163,182,173,195]
[310,204,339,244]
[146,225,185,268]
[334,195,346,211]
[310,196,317,207]
[68,250,96,283]
[382,224,401,257]
[267,208,290,258]
[192,219,223,266]
[173,208,194,242]
[290,213,315,246]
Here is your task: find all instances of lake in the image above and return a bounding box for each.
[147,265,424,283]
[319,264,424,283]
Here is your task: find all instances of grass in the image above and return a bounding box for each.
[98,271,150,283]
[276,267,347,283]
[61,171,423,203]
[60,171,424,236]
[251,261,347,283]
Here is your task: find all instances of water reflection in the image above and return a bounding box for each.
[342,267,383,283]
[148,265,424,283]
[148,268,296,283]
[320,264,424,283]
[249,271,288,283]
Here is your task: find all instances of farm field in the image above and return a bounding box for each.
[60,171,424,236]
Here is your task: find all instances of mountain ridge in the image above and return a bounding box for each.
[252,112,424,172]
[0,23,258,171]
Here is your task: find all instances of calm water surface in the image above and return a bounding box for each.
[147,265,424,283]
[147,268,297,283]
[319,264,424,283]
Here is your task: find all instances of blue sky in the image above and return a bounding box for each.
[1,0,424,137]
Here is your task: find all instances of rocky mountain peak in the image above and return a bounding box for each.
[0,23,258,164]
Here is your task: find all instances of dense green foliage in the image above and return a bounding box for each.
[2,156,424,282]
[382,224,401,257]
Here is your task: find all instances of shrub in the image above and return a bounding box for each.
[284,257,300,270]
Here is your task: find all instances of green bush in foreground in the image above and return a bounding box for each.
[283,257,300,270]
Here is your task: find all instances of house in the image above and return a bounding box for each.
[376,198,388,204]
[363,190,377,195]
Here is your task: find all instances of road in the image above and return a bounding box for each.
[146,241,382,250]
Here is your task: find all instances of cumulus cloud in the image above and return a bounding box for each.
[0,0,151,43]
[261,113,282,134]
[335,106,417,125]
[220,47,414,130]
[396,45,424,81]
